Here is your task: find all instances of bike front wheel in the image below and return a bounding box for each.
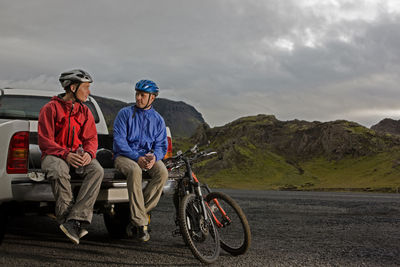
[205,191,251,256]
[179,193,220,264]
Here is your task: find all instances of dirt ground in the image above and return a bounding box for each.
[1,189,399,266]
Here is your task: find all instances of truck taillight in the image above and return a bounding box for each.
[164,136,173,159]
[7,131,29,174]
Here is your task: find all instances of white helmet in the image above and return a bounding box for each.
[59,69,93,88]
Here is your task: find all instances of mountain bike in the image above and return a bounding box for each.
[165,145,251,264]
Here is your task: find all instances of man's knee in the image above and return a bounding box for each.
[160,164,168,182]
[87,159,104,178]
[42,155,70,180]
[115,156,142,180]
[152,161,168,183]
[127,163,142,179]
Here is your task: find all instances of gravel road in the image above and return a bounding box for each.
[1,189,399,266]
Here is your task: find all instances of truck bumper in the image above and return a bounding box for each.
[11,179,176,203]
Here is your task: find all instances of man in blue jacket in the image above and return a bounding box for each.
[113,79,168,242]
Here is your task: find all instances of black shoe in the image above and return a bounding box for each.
[77,221,89,239]
[137,225,150,242]
[146,213,152,233]
[79,228,88,239]
[126,222,138,238]
[60,220,80,244]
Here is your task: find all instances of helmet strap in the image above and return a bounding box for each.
[72,83,82,103]
[136,93,154,110]
[143,94,152,109]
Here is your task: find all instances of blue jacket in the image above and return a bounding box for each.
[113,105,167,162]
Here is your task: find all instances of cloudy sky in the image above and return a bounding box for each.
[1,0,400,127]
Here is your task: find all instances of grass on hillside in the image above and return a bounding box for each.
[301,151,400,192]
[198,148,317,190]
[198,148,400,193]
[172,135,400,192]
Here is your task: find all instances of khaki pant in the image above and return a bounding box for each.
[114,156,168,226]
[42,155,104,224]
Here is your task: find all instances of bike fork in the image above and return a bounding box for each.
[195,185,209,221]
[191,172,209,221]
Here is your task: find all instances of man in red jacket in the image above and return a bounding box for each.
[38,69,104,245]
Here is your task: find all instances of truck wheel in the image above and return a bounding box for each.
[103,203,130,238]
[0,204,8,244]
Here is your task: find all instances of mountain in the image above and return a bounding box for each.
[187,115,400,192]
[92,95,206,137]
[90,95,400,192]
[153,98,206,138]
[371,118,400,136]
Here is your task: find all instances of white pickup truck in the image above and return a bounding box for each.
[0,88,174,242]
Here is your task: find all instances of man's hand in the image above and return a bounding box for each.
[144,153,156,169]
[81,152,92,166]
[137,156,148,169]
[138,153,156,170]
[66,152,92,168]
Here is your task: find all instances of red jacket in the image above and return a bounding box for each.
[38,95,98,160]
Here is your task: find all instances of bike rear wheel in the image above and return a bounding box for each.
[179,193,220,264]
[205,191,251,256]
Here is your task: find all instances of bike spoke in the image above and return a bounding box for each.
[206,192,251,256]
[179,194,220,264]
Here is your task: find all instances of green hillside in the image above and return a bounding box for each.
[183,115,400,192]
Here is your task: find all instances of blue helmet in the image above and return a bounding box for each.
[135,79,159,95]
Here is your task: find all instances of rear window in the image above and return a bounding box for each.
[0,95,99,123]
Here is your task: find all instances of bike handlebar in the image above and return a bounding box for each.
[164,144,217,170]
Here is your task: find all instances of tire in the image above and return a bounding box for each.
[0,204,8,244]
[205,191,251,256]
[179,193,220,264]
[103,203,130,238]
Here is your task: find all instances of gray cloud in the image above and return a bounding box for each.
[1,0,400,127]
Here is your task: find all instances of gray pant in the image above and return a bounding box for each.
[42,155,104,224]
[114,156,168,226]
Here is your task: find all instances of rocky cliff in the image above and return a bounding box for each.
[193,114,399,161]
[371,118,400,136]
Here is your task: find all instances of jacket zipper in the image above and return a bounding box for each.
[66,103,74,151]
[71,126,75,150]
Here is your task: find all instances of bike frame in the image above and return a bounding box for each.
[206,198,232,228]
[175,155,232,230]
[169,151,233,229]
[181,156,210,221]
[167,147,251,261]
